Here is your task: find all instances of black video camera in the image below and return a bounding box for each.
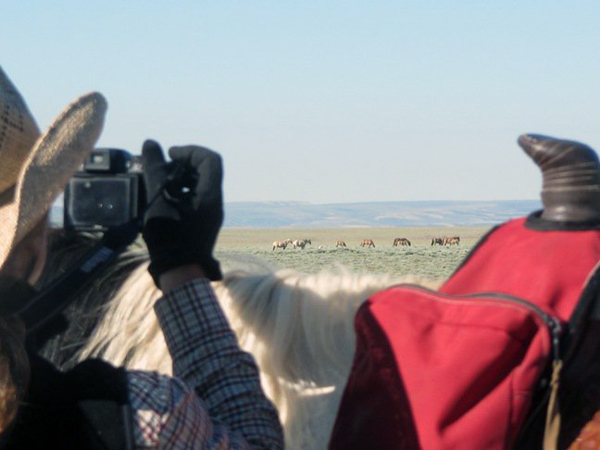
[64,148,146,231]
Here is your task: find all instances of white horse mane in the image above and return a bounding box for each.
[212,268,439,448]
[43,232,439,449]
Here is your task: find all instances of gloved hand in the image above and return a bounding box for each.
[141,140,223,286]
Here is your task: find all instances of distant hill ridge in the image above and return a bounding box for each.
[222,200,542,227]
[51,199,542,228]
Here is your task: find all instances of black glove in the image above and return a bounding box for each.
[141,140,223,286]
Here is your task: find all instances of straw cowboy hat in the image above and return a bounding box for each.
[0,66,107,269]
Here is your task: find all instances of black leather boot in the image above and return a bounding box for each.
[518,134,600,223]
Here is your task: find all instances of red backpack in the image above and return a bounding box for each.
[329,213,600,449]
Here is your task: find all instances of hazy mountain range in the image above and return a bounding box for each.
[52,199,542,228]
[219,200,542,228]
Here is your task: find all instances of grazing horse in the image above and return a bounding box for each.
[293,239,312,249]
[335,240,347,248]
[38,230,439,450]
[431,237,445,246]
[273,238,293,251]
[393,238,411,247]
[444,236,460,246]
[360,239,375,248]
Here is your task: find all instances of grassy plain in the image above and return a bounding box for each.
[214,226,491,282]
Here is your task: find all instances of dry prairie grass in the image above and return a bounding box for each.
[215,226,490,281]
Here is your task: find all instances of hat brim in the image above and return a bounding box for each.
[0,92,107,269]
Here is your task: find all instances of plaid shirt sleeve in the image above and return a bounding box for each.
[150,278,283,450]
[128,370,250,449]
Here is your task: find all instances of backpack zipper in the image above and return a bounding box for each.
[477,293,563,447]
[467,291,562,362]
[398,285,562,360]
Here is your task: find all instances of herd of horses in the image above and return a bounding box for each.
[274,236,461,249]
[431,236,461,246]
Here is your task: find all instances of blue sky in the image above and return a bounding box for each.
[2,1,599,203]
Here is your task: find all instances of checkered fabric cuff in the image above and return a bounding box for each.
[154,279,284,450]
[154,279,230,367]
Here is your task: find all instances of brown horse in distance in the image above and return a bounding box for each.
[360,239,375,248]
[393,238,411,247]
[431,237,445,246]
[444,237,460,246]
[336,240,347,248]
[272,238,293,251]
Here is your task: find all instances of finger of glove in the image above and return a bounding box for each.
[141,140,181,222]
[169,146,223,204]
[142,140,167,169]
[141,140,170,196]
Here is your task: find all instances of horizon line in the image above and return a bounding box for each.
[226,199,541,205]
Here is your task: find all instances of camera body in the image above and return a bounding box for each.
[64,148,146,231]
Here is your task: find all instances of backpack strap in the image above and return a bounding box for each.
[67,359,135,450]
[555,264,600,448]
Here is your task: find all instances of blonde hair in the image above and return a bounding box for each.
[76,261,167,372]
[37,230,150,369]
[0,315,29,434]
[213,269,439,449]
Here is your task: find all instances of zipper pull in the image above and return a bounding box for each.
[543,317,563,450]
[543,359,562,450]
[549,317,562,362]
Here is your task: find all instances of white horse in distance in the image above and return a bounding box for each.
[292,239,311,249]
